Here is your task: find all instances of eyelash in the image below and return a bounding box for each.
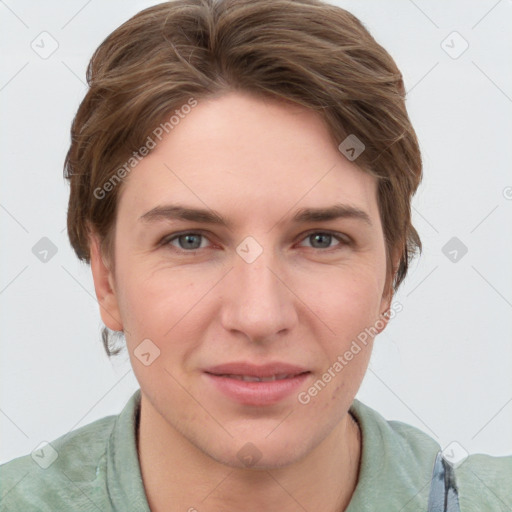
[160,230,352,254]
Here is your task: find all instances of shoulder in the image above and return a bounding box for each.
[456,453,512,511]
[0,414,117,511]
[349,399,512,511]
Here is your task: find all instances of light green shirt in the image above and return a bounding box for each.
[1,389,510,511]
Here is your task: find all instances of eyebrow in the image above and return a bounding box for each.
[138,203,372,228]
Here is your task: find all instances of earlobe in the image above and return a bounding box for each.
[89,232,124,332]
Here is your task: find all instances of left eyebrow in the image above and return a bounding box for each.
[138,203,373,228]
[290,204,373,226]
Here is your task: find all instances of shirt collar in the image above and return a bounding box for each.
[105,390,438,511]
[346,398,439,511]
[106,388,151,512]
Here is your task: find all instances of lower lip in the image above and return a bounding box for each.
[203,372,310,406]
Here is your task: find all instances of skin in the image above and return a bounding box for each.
[89,91,397,512]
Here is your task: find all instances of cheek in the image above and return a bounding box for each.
[299,259,386,332]
[338,269,384,320]
[312,271,382,402]
[293,258,386,399]
[116,258,217,346]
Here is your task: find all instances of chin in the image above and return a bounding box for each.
[211,442,309,471]
[195,426,319,471]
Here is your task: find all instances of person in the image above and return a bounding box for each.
[1,0,510,510]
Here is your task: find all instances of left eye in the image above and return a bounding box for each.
[298,232,347,250]
[162,231,348,253]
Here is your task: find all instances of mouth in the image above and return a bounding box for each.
[203,362,311,406]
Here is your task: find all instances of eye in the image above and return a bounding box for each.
[163,232,211,252]
[298,231,350,250]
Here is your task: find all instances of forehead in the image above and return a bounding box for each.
[117,91,379,225]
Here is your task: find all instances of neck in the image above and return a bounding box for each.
[137,394,361,512]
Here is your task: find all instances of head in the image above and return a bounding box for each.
[64,0,422,468]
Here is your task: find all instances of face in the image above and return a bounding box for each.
[90,91,393,469]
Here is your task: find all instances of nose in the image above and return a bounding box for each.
[219,243,298,343]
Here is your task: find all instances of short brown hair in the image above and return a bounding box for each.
[64,0,422,356]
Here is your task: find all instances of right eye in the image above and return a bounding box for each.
[161,231,213,253]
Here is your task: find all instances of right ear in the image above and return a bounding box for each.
[89,230,124,332]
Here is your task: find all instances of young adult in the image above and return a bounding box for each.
[1,1,510,510]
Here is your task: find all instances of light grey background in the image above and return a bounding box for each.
[1,0,511,464]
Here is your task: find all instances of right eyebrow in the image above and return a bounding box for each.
[139,205,232,228]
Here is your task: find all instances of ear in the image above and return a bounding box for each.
[376,247,401,334]
[89,231,124,332]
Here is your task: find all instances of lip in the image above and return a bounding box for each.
[203,361,311,406]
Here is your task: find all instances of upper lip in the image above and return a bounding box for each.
[204,362,310,378]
